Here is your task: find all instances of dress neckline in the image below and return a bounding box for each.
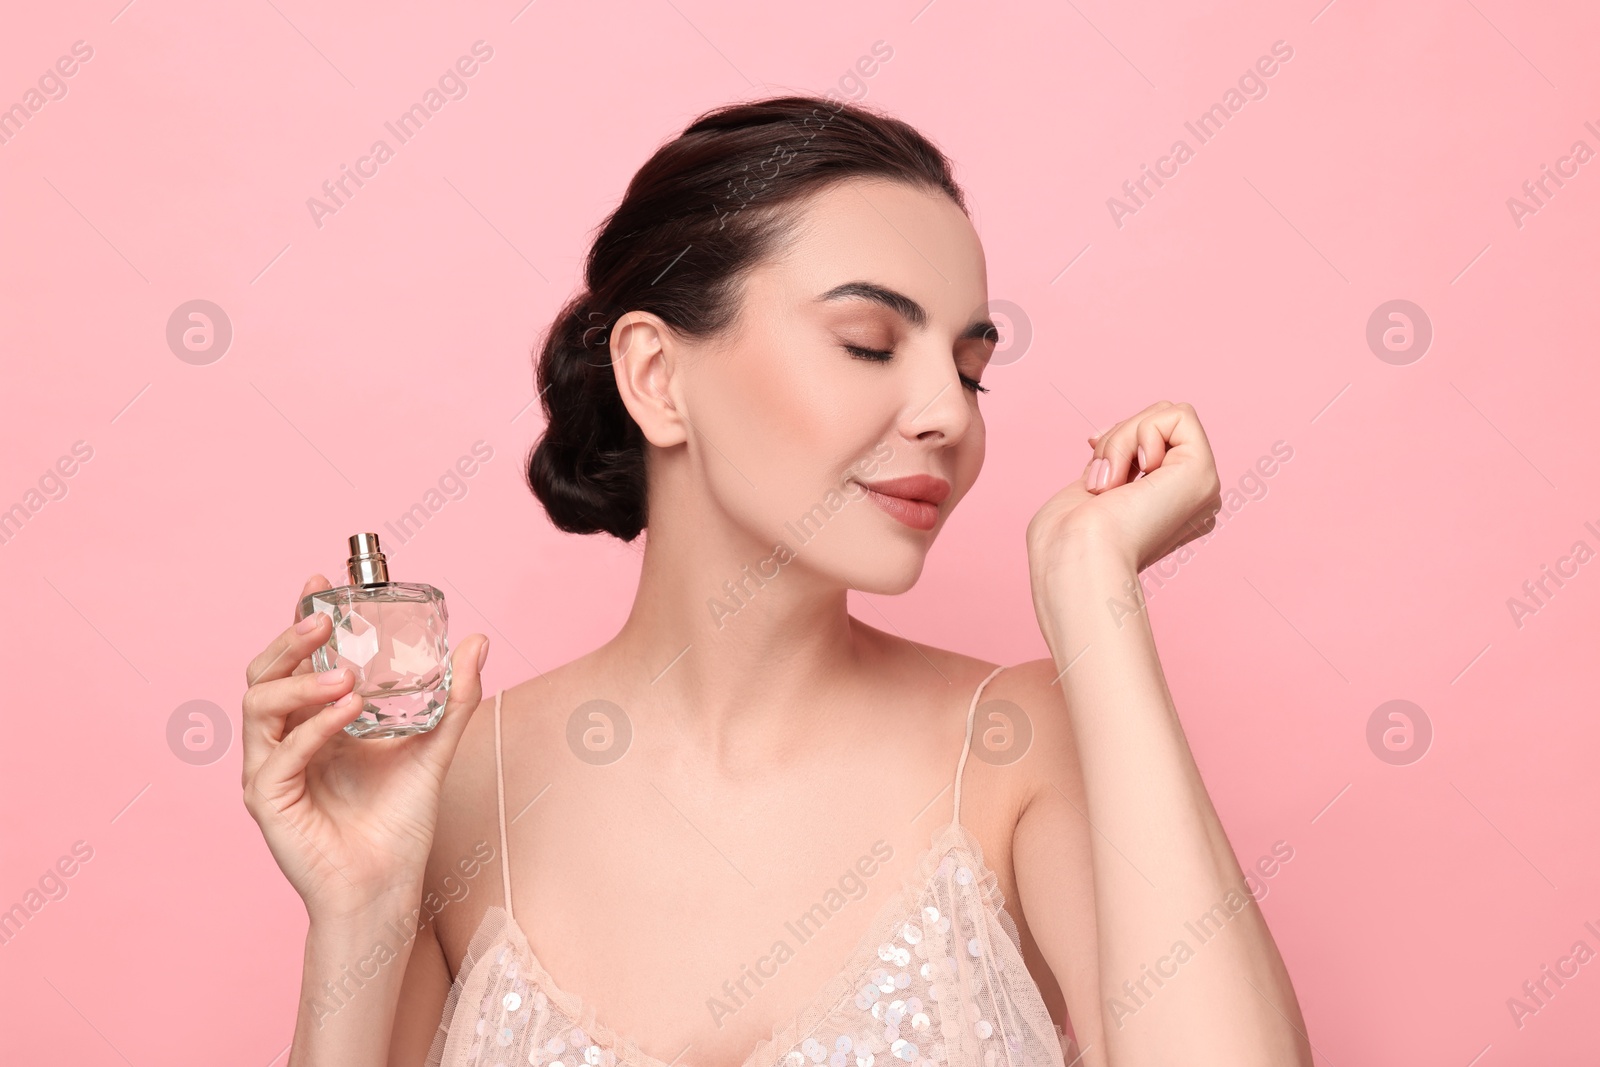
[460,815,1009,1067]
[471,664,1012,1067]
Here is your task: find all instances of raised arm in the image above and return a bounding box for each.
[1013,401,1312,1067]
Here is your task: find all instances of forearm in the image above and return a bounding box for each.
[1032,528,1311,1066]
[288,891,422,1067]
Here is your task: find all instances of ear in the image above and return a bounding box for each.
[609,311,689,448]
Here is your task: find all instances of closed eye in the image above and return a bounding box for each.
[843,344,989,395]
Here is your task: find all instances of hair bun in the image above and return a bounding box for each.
[526,292,648,540]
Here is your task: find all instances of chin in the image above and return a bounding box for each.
[825,516,939,596]
[849,568,925,597]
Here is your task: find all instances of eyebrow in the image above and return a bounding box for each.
[815,281,997,343]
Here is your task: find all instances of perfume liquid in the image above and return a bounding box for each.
[296,533,452,739]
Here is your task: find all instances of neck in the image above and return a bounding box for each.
[596,509,882,763]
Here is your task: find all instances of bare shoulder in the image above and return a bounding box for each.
[981,657,1087,811]
[420,689,504,971]
[423,662,593,971]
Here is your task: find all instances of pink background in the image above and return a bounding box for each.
[2,0,1597,1062]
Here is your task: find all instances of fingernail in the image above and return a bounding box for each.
[336,692,361,710]
[477,639,490,674]
[318,668,348,686]
[1137,445,1146,472]
[1095,459,1111,490]
[295,614,322,634]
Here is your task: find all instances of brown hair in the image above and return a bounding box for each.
[526,94,967,541]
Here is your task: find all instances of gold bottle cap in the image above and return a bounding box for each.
[347,532,390,586]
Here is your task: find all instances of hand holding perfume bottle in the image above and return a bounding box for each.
[240,565,490,925]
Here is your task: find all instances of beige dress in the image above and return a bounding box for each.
[426,666,1079,1067]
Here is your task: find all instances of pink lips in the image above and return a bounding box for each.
[855,474,952,531]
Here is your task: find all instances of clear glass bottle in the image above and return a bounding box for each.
[295,533,452,739]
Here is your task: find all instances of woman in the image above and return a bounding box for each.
[243,95,1312,1067]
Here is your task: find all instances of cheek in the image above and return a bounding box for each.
[719,338,878,459]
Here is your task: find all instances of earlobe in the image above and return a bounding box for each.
[610,313,688,448]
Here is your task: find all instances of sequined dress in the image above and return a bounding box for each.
[425,665,1080,1067]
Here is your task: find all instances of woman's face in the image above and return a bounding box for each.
[674,177,994,596]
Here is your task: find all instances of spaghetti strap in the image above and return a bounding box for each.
[492,689,513,921]
[951,665,1006,830]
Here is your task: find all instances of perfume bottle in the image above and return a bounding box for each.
[296,533,452,739]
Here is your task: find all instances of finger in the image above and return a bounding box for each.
[1133,405,1212,491]
[241,666,356,786]
[1089,418,1136,492]
[1134,414,1175,475]
[1087,402,1171,491]
[246,576,334,688]
[1092,402,1181,491]
[1090,401,1174,461]
[253,691,366,800]
[413,634,490,774]
[292,573,333,624]
[287,576,332,680]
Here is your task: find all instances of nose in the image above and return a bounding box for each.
[898,354,976,445]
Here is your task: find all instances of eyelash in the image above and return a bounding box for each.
[843,345,990,394]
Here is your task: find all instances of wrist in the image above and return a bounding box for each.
[1029,524,1146,654]
[305,881,424,935]
[1029,518,1140,591]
